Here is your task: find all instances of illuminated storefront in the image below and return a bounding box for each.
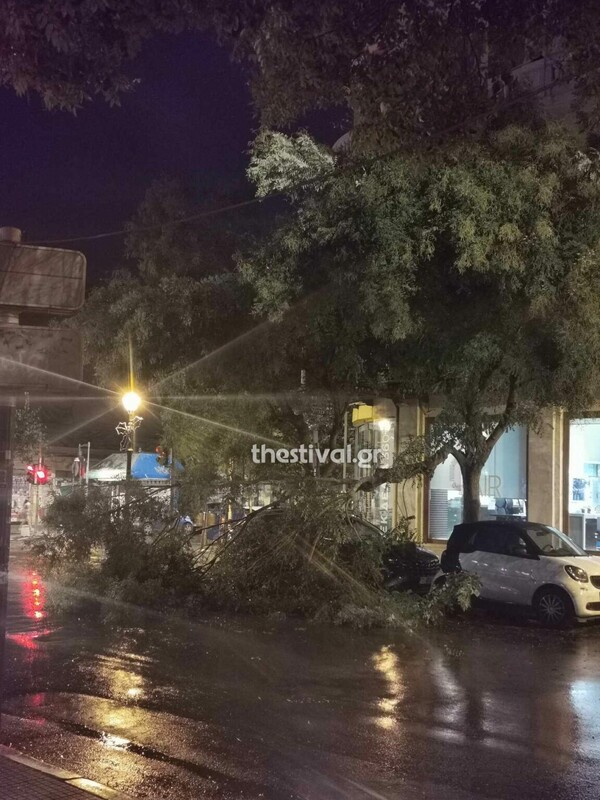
[352,399,396,531]
[428,426,528,541]
[568,418,600,550]
[348,401,600,545]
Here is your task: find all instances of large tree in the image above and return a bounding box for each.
[242,123,600,521]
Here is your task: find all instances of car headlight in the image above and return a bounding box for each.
[564,565,589,583]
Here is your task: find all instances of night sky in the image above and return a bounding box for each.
[0,32,255,283]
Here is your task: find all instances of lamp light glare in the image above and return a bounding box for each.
[122,391,141,414]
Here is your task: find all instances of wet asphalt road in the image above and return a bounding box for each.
[2,552,600,800]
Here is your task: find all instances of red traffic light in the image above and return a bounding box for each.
[26,464,50,485]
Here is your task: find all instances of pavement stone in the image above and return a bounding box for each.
[0,748,130,800]
[0,756,90,799]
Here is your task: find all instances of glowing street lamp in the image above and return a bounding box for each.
[122,390,141,415]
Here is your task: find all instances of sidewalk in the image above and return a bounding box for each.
[0,745,130,800]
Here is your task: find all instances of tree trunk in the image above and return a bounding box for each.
[461,461,482,523]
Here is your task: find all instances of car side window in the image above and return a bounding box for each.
[468,527,530,556]
[470,527,504,554]
[498,530,530,557]
[461,530,479,553]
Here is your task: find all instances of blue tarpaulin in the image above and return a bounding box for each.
[87,452,182,482]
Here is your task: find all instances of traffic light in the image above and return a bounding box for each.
[26,464,50,485]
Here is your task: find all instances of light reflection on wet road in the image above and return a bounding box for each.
[3,552,600,799]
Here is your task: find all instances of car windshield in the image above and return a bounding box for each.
[525,525,587,557]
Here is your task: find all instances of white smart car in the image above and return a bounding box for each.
[434,520,600,627]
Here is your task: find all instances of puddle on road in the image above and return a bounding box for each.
[6,555,600,799]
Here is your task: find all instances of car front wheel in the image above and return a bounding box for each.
[533,588,575,629]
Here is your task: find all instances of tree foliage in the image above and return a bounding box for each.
[201,480,480,624]
[13,399,46,462]
[208,0,600,149]
[9,1,600,153]
[248,131,335,197]
[125,177,248,279]
[203,484,383,616]
[79,268,248,388]
[77,178,256,385]
[34,483,201,613]
[0,0,203,109]
[33,479,478,626]
[242,123,600,518]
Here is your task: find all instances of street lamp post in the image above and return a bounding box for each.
[121,390,142,481]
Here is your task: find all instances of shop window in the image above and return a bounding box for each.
[428,426,527,540]
[568,420,600,551]
[353,416,395,531]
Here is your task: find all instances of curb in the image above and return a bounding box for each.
[0,744,134,800]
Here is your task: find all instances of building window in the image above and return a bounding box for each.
[427,425,528,540]
[568,419,600,551]
[353,409,396,532]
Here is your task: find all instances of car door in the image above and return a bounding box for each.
[491,528,539,605]
[458,526,507,601]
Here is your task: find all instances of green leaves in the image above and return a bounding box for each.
[247,130,335,197]
[7,0,600,138]
[13,401,46,462]
[80,272,228,385]
[202,1,600,152]
[0,1,203,110]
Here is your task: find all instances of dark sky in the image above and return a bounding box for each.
[0,32,255,282]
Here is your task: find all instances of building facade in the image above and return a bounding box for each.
[351,400,588,548]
